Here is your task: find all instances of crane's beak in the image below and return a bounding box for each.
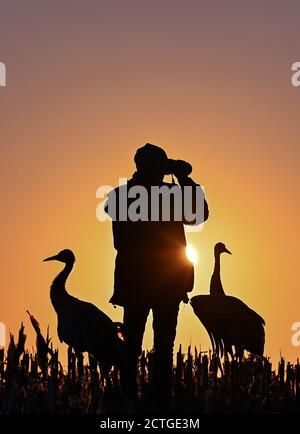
[43,255,58,262]
[224,247,232,255]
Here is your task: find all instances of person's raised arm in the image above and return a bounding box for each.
[171,160,209,225]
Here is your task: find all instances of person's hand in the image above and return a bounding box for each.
[170,160,192,179]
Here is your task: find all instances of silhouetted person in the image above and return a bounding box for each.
[105,143,209,410]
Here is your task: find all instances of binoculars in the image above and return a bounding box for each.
[165,159,193,177]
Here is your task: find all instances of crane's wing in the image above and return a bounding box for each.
[224,296,265,355]
[191,295,229,323]
[57,296,120,353]
[225,296,265,325]
[190,295,228,355]
[191,295,265,329]
[190,294,265,357]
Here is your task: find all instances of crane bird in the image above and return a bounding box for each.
[190,243,265,358]
[43,249,124,381]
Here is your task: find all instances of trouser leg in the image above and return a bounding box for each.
[152,300,180,407]
[121,304,150,399]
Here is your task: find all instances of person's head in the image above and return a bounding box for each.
[134,143,168,183]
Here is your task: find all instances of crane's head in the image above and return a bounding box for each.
[214,242,231,255]
[43,249,75,264]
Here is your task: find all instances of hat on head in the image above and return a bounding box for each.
[134,143,168,171]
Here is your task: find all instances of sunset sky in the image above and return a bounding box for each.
[0,1,299,364]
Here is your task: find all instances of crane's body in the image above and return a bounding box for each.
[44,249,123,376]
[191,243,265,358]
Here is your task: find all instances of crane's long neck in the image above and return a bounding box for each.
[210,252,225,296]
[50,261,74,312]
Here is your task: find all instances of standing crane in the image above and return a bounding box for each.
[43,249,124,381]
[191,242,265,358]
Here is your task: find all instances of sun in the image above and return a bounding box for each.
[186,244,198,264]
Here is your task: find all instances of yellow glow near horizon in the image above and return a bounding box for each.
[1,2,300,366]
[186,244,198,264]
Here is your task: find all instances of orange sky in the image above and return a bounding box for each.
[0,2,300,364]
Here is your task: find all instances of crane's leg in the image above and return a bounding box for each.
[238,347,244,363]
[234,345,244,362]
[74,349,84,380]
[220,338,224,358]
[208,331,216,354]
[99,363,111,390]
[224,343,234,360]
[215,338,222,358]
[215,339,219,358]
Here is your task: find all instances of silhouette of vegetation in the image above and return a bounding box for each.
[0,322,300,414]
